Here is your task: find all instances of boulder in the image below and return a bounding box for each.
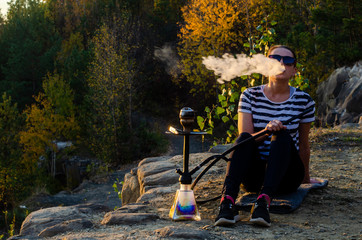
[121,172,140,205]
[19,203,109,237]
[317,61,362,126]
[137,185,177,204]
[121,151,223,215]
[121,153,217,207]
[141,169,179,192]
[137,160,176,183]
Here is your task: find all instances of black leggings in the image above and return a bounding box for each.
[222,130,305,200]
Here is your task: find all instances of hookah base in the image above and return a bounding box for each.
[169,185,201,221]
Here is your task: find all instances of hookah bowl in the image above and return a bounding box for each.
[169,183,200,221]
[168,107,202,221]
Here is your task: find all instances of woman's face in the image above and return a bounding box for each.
[269,47,297,81]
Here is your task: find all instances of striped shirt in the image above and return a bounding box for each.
[238,85,315,160]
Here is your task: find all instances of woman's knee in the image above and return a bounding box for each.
[270,129,292,143]
[235,132,253,145]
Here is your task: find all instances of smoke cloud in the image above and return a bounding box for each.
[154,44,182,77]
[202,53,285,84]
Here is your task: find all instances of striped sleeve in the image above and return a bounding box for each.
[297,90,316,123]
[238,89,252,114]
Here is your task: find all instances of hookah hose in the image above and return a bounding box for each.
[190,106,314,204]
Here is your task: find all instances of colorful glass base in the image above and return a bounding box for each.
[169,184,201,221]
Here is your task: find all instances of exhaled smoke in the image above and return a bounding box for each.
[202,53,285,84]
[154,44,181,77]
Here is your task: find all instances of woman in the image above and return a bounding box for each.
[215,45,315,227]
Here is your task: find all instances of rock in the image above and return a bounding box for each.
[142,169,179,192]
[154,226,211,239]
[101,212,159,225]
[317,61,362,126]
[115,203,157,213]
[38,218,93,238]
[137,185,177,204]
[138,156,172,167]
[138,160,177,195]
[20,192,81,212]
[137,160,176,183]
[121,152,218,207]
[19,203,109,237]
[121,172,140,205]
[76,203,111,213]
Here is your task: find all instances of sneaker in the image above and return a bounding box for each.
[249,195,271,227]
[214,199,240,226]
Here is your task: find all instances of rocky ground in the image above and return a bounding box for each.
[9,126,362,240]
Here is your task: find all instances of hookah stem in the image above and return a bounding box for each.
[183,133,189,174]
[191,106,314,201]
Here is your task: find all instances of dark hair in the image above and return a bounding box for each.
[267,45,297,65]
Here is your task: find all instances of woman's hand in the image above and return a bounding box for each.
[265,120,287,132]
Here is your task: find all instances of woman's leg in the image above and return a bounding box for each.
[216,132,265,226]
[250,130,305,227]
[260,130,305,198]
[222,132,265,200]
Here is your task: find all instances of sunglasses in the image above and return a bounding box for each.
[269,55,296,66]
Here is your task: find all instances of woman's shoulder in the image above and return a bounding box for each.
[293,88,314,101]
[242,85,264,100]
[244,85,264,94]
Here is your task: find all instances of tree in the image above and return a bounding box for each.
[264,0,361,99]
[0,0,61,108]
[55,31,91,105]
[0,93,27,223]
[177,0,268,105]
[20,73,79,177]
[87,22,135,165]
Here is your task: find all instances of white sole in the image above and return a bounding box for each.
[215,215,241,226]
[250,217,271,227]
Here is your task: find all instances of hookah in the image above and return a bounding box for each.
[168,107,206,221]
[168,106,314,221]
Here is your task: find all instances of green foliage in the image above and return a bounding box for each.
[112,178,123,200]
[289,64,310,91]
[197,81,245,143]
[55,32,91,105]
[0,93,29,238]
[1,205,28,239]
[86,22,134,165]
[20,73,79,178]
[0,0,61,108]
[0,93,26,206]
[266,0,361,98]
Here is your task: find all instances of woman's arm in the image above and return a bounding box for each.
[238,112,271,142]
[299,122,312,183]
[238,112,254,134]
